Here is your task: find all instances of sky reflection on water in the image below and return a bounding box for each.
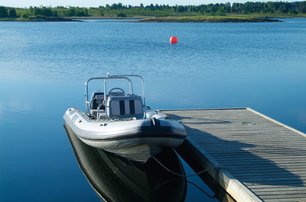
[1,18,306,201]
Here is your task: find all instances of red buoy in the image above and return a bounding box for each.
[170,36,178,44]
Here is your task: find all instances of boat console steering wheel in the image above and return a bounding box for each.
[108,87,125,96]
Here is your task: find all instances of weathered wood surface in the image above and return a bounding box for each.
[163,108,306,202]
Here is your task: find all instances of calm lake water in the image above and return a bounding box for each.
[1,18,306,201]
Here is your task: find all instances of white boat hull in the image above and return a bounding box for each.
[63,107,187,159]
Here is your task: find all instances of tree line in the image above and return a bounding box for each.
[0,1,306,19]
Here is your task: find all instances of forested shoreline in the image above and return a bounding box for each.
[0,1,305,21]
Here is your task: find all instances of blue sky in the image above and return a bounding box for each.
[0,0,298,7]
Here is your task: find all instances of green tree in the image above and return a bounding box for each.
[8,8,17,17]
[0,6,8,17]
[1,2,306,20]
[117,13,127,17]
[216,6,226,16]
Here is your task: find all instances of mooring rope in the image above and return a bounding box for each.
[152,149,217,198]
[124,148,217,199]
[152,155,214,178]
[152,178,216,199]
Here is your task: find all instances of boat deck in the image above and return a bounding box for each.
[162,108,306,202]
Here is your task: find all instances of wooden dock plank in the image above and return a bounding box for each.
[163,108,306,202]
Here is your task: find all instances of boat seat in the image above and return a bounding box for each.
[106,95,143,119]
[90,92,105,118]
[90,92,105,110]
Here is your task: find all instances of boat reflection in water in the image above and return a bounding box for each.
[65,124,187,202]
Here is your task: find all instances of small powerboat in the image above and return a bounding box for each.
[63,74,187,161]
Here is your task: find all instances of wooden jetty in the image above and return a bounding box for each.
[162,108,306,202]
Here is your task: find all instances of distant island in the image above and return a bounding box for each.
[0,1,305,22]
